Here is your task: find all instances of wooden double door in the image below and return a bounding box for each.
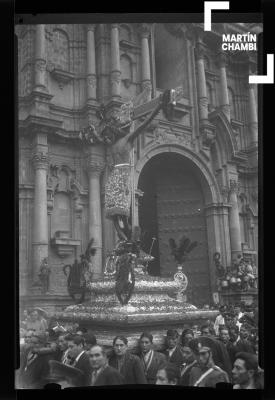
[138,154,211,306]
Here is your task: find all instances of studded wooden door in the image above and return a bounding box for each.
[156,164,211,307]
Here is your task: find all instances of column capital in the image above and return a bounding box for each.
[86,157,105,175]
[32,151,49,170]
[87,24,96,32]
[139,23,152,38]
[229,179,240,195]
[217,51,229,68]
[111,23,119,30]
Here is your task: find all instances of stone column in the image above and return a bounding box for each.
[228,180,242,261]
[110,23,121,98]
[218,52,230,121]
[86,24,97,101]
[34,24,47,91]
[86,148,105,279]
[32,132,49,281]
[248,84,258,146]
[140,23,152,99]
[195,42,208,123]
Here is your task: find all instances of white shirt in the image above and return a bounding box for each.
[168,346,177,358]
[214,314,225,336]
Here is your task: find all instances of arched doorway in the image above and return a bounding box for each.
[138,152,211,306]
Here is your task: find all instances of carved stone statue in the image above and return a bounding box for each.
[38,258,51,294]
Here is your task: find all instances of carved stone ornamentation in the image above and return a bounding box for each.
[87,74,97,88]
[217,51,229,68]
[200,121,216,147]
[139,23,152,38]
[35,59,47,72]
[32,152,49,170]
[110,70,121,88]
[86,158,105,176]
[229,179,240,194]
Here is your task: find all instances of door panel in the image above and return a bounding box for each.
[156,167,210,306]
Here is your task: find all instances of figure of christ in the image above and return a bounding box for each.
[105,95,165,241]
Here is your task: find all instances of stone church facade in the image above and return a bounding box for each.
[16,22,259,309]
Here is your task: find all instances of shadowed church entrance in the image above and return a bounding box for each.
[138,152,211,306]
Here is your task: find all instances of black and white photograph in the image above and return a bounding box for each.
[15,15,264,391]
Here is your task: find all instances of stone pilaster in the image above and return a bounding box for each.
[195,42,215,147]
[110,24,121,98]
[248,62,258,147]
[228,180,242,261]
[31,133,49,282]
[86,147,105,279]
[140,23,152,100]
[34,25,47,92]
[86,24,97,101]
[218,52,230,121]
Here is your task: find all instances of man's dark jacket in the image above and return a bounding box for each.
[73,352,92,386]
[94,365,125,386]
[163,345,185,368]
[18,349,52,389]
[108,351,147,384]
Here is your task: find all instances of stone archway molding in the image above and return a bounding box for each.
[135,143,222,205]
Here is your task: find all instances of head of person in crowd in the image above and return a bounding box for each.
[181,328,194,347]
[83,333,97,350]
[139,332,153,355]
[219,305,227,317]
[58,333,69,352]
[29,309,40,322]
[219,326,230,344]
[200,323,212,336]
[197,346,216,370]
[66,335,85,360]
[155,363,180,385]
[239,323,251,341]
[232,352,262,389]
[24,329,35,344]
[166,329,179,350]
[113,335,128,358]
[229,325,239,343]
[88,345,108,371]
[181,345,196,365]
[29,333,47,353]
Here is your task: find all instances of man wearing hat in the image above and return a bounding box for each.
[188,341,229,387]
[164,329,184,369]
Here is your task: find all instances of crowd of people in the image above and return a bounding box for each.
[17,303,262,389]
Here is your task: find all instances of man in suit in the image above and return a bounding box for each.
[66,334,91,386]
[163,329,184,369]
[137,332,166,384]
[88,345,124,386]
[189,345,229,387]
[108,335,147,384]
[17,334,52,389]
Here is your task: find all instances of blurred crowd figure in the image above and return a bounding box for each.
[17,302,263,389]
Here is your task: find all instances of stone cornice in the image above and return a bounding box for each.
[19,115,63,136]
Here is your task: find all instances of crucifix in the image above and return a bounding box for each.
[80,87,184,241]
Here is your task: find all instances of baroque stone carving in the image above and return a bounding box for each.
[87,74,97,88]
[32,152,49,169]
[35,59,47,72]
[139,23,152,38]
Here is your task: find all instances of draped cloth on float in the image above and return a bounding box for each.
[105,163,132,219]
